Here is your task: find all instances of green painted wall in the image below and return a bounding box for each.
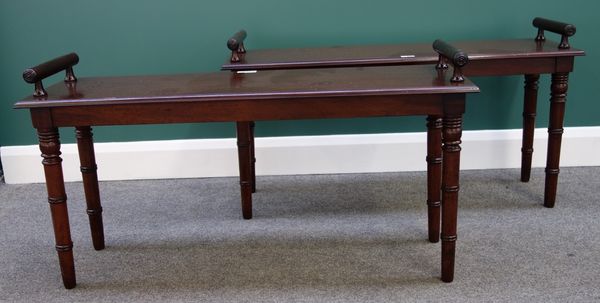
[1,0,598,146]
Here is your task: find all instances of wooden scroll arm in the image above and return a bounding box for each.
[22,52,79,97]
[532,17,576,49]
[227,30,247,63]
[432,39,469,83]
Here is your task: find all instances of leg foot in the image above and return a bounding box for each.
[38,128,77,289]
[237,122,253,219]
[75,126,105,250]
[250,121,257,193]
[426,116,442,243]
[544,73,569,208]
[521,74,539,182]
[440,114,462,283]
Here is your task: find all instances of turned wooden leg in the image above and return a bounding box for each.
[38,128,76,289]
[521,74,540,182]
[250,121,257,193]
[236,122,253,219]
[75,126,105,250]
[544,73,569,208]
[440,115,462,283]
[426,116,442,243]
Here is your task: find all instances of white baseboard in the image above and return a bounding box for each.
[1,127,599,184]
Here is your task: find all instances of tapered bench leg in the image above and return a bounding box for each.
[249,121,257,193]
[426,116,442,243]
[38,128,76,289]
[237,122,253,219]
[75,126,105,250]
[544,72,569,208]
[440,114,462,283]
[521,74,540,182]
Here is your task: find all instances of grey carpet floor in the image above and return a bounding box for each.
[1,167,599,302]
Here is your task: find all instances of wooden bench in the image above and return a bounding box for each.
[221,17,585,243]
[16,53,478,288]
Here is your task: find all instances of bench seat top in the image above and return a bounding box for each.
[222,39,585,71]
[16,65,478,109]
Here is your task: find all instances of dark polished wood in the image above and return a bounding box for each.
[249,121,257,193]
[228,30,247,62]
[433,40,468,68]
[532,17,576,49]
[521,74,540,182]
[36,127,76,289]
[432,39,468,82]
[544,72,569,208]
[221,27,584,211]
[17,65,477,288]
[75,126,105,250]
[533,17,576,37]
[16,68,479,110]
[426,115,443,243]
[440,110,463,283]
[222,39,583,71]
[23,53,79,97]
[236,121,253,219]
